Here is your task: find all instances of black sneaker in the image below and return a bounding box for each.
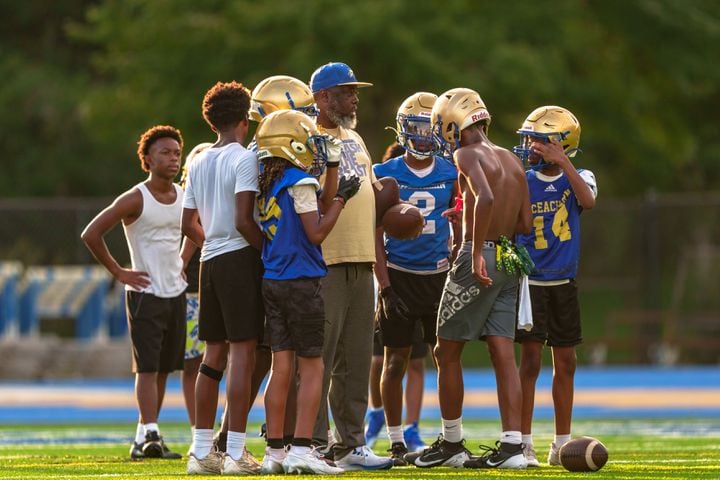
[160,438,182,459]
[413,436,471,468]
[130,441,144,460]
[213,431,227,453]
[259,423,267,440]
[142,431,163,458]
[463,441,528,469]
[388,442,408,466]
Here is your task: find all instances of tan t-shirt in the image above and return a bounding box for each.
[318,125,376,265]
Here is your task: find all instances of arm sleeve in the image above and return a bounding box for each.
[579,169,598,199]
[288,183,319,214]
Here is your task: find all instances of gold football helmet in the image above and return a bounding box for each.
[513,106,581,166]
[431,88,491,154]
[392,92,437,159]
[255,110,328,176]
[249,75,317,122]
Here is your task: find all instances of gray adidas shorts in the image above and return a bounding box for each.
[437,241,519,342]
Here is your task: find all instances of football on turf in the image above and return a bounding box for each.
[373,177,400,226]
[381,202,424,240]
[559,436,609,472]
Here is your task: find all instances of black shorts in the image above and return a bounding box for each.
[126,291,185,373]
[377,268,446,348]
[372,326,428,359]
[198,247,265,343]
[262,277,325,358]
[515,280,583,347]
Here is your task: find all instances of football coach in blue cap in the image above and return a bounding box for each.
[309,62,393,471]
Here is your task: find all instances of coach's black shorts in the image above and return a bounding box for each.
[373,326,428,359]
[198,247,264,343]
[377,268,446,348]
[515,280,583,347]
[126,291,185,373]
[262,277,325,358]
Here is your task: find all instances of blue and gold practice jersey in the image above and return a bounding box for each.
[259,167,326,280]
[517,169,597,281]
[374,155,457,273]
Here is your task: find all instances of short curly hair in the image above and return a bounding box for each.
[202,81,251,131]
[136,125,184,172]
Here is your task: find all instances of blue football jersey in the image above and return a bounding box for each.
[374,156,457,272]
[517,169,595,281]
[259,167,326,280]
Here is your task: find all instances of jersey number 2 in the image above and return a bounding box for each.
[408,191,435,235]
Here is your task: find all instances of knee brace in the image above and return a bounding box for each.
[199,363,224,382]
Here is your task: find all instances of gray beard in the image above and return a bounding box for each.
[327,110,357,129]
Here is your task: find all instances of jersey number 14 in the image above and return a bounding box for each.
[533,204,571,249]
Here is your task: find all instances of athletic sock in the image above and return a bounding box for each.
[226,431,247,461]
[501,430,522,445]
[554,433,571,448]
[387,425,405,445]
[441,416,463,443]
[192,429,214,459]
[522,434,533,447]
[144,423,159,435]
[134,423,145,444]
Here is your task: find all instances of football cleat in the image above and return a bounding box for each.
[129,441,144,460]
[334,445,394,471]
[403,422,427,453]
[548,441,561,465]
[413,436,471,468]
[363,408,385,448]
[141,431,163,458]
[221,449,262,474]
[283,449,344,475]
[388,442,408,466]
[187,451,223,475]
[524,444,540,467]
[463,441,528,469]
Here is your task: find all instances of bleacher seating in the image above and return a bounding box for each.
[18,265,112,340]
[0,261,23,337]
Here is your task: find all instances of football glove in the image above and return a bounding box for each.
[325,135,344,168]
[380,286,410,323]
[336,175,361,203]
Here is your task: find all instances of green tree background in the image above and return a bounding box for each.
[2,0,718,197]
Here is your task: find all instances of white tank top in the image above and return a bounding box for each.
[123,182,187,298]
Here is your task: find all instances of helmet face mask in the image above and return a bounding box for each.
[512,106,581,169]
[250,75,318,122]
[394,92,438,159]
[255,110,329,177]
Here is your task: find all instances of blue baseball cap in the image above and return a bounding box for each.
[310,62,373,93]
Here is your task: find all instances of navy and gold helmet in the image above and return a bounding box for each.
[513,106,581,167]
[431,88,491,155]
[255,110,328,177]
[250,75,317,122]
[393,92,438,159]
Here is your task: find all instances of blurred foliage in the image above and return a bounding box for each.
[1,0,719,196]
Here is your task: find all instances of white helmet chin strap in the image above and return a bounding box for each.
[413,151,434,160]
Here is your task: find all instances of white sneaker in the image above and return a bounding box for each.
[282,449,344,475]
[261,447,286,474]
[548,442,561,466]
[335,445,393,471]
[221,449,262,475]
[524,444,540,467]
[187,451,223,475]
